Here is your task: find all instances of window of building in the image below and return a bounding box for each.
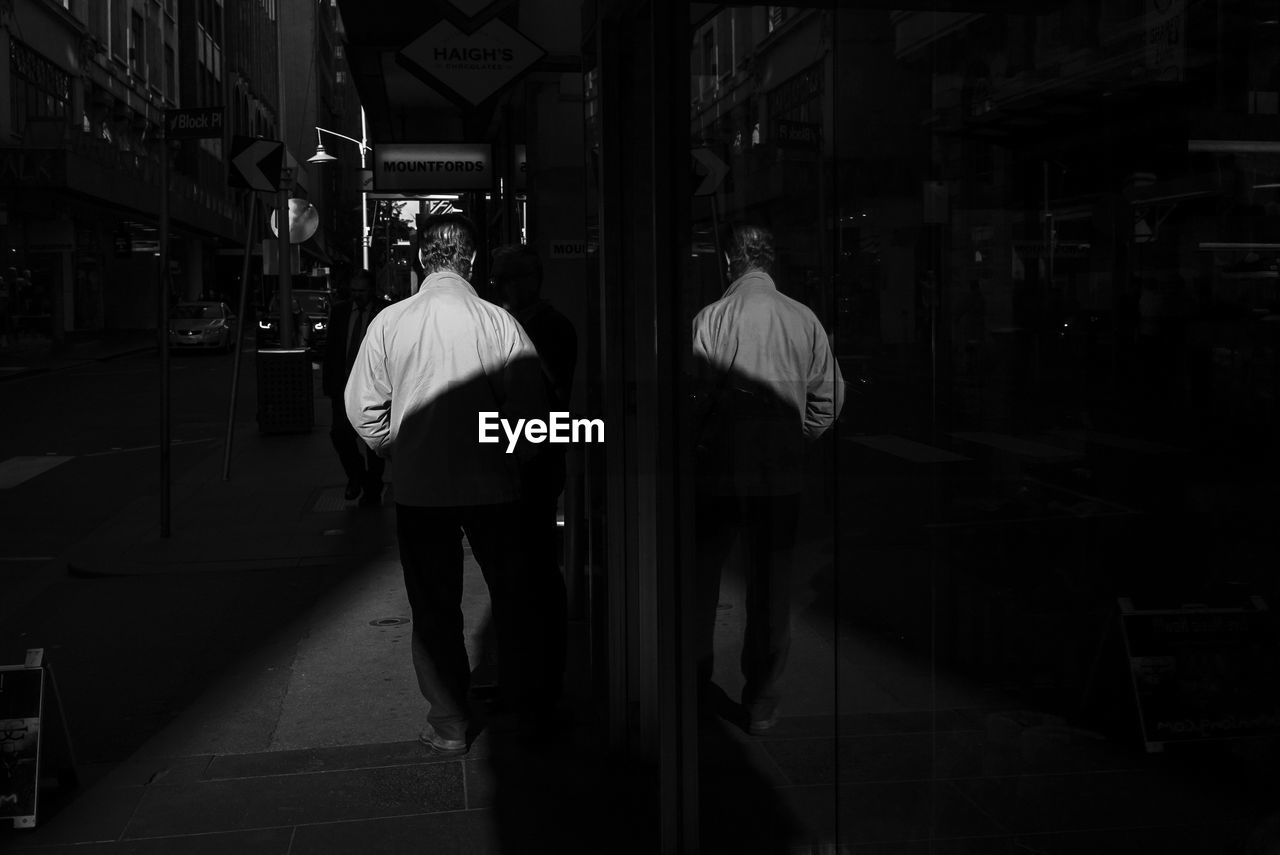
[130,11,145,76]
[9,40,71,137]
[165,45,176,99]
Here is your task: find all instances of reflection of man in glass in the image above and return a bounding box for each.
[692,223,844,735]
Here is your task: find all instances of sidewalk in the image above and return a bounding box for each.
[0,375,1276,852]
[0,330,156,381]
[0,381,656,854]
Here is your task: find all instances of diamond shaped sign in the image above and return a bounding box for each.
[398,18,545,107]
[442,0,515,26]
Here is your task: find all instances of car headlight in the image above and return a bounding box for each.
[314,321,326,331]
[259,320,272,329]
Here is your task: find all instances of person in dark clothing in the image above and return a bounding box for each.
[492,245,577,408]
[492,243,577,712]
[323,269,386,506]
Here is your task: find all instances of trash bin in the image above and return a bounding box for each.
[256,348,313,434]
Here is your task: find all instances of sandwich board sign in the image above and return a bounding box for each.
[1118,595,1280,752]
[1,649,76,829]
[399,19,545,107]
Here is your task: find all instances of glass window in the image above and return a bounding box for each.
[9,40,71,137]
[164,44,175,98]
[130,11,144,75]
[672,3,1280,850]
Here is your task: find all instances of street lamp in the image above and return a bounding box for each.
[308,111,372,270]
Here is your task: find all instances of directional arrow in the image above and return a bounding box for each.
[229,136,285,192]
[692,147,729,196]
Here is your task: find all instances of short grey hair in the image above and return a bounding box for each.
[418,213,478,279]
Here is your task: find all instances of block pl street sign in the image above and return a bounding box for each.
[398,19,545,108]
[373,143,493,192]
[229,136,286,193]
[691,148,729,196]
[165,106,224,139]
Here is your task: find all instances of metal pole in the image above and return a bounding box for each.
[159,126,171,538]
[223,193,259,480]
[361,108,370,270]
[275,2,291,348]
[709,192,725,294]
[278,177,293,349]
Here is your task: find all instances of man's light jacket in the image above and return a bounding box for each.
[345,270,546,507]
[692,270,845,496]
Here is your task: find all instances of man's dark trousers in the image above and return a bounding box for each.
[694,492,800,722]
[396,502,539,742]
[330,397,384,494]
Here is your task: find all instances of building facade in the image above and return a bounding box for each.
[0,0,285,342]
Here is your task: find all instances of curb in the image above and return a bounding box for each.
[65,555,351,578]
[0,344,155,382]
[96,344,157,362]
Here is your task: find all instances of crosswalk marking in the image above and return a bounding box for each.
[847,435,970,463]
[950,431,1080,460]
[83,438,218,458]
[0,456,72,489]
[1050,428,1185,455]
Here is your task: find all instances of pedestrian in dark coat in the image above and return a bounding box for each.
[323,269,385,505]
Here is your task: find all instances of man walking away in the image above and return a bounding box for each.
[691,222,844,735]
[323,269,385,506]
[345,214,549,756]
[492,244,577,712]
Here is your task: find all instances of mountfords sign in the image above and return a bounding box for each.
[372,143,493,192]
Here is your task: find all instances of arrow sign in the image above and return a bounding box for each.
[692,148,729,196]
[229,136,285,192]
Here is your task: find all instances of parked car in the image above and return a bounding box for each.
[168,302,237,352]
[257,289,331,354]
